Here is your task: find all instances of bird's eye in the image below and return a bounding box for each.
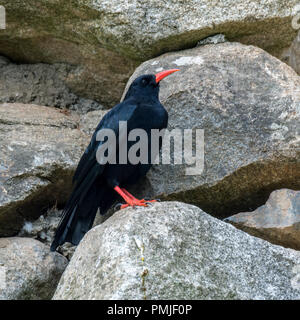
[141,78,147,86]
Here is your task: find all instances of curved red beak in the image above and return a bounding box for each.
[155,69,180,83]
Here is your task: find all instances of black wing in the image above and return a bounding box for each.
[73,101,138,186]
[50,101,138,250]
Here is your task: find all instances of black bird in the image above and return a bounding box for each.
[50,69,179,251]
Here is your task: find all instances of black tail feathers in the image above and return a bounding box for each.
[50,181,117,252]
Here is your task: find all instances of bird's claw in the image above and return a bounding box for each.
[119,199,149,210]
[114,187,159,210]
[114,203,123,210]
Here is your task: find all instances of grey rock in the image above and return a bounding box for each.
[53,201,300,300]
[17,198,112,260]
[0,1,137,107]
[18,207,76,260]
[197,34,227,46]
[0,237,68,300]
[17,197,114,260]
[0,56,9,66]
[225,189,300,250]
[0,103,89,236]
[0,59,105,113]
[123,42,300,218]
[0,1,298,106]
[12,108,108,255]
[290,31,300,75]
[79,110,108,136]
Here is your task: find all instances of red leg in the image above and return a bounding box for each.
[121,188,138,200]
[122,188,157,205]
[114,186,157,209]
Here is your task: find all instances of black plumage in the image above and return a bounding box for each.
[50,70,178,251]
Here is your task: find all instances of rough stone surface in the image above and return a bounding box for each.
[0,58,105,113]
[17,198,114,260]
[53,202,300,300]
[0,103,90,236]
[225,189,300,250]
[123,42,300,218]
[0,237,68,300]
[79,109,108,136]
[290,31,300,75]
[197,34,227,46]
[0,1,137,107]
[18,207,76,260]
[0,1,298,106]
[10,108,107,254]
[0,56,10,66]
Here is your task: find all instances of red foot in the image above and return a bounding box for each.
[114,186,157,209]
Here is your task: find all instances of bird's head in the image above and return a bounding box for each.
[124,69,179,102]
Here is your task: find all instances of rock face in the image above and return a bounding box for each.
[53,202,300,300]
[123,42,300,218]
[0,103,90,236]
[0,1,298,106]
[98,0,299,60]
[289,31,300,75]
[79,110,108,136]
[0,237,68,300]
[0,1,137,107]
[0,58,105,113]
[18,207,76,260]
[225,189,300,250]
